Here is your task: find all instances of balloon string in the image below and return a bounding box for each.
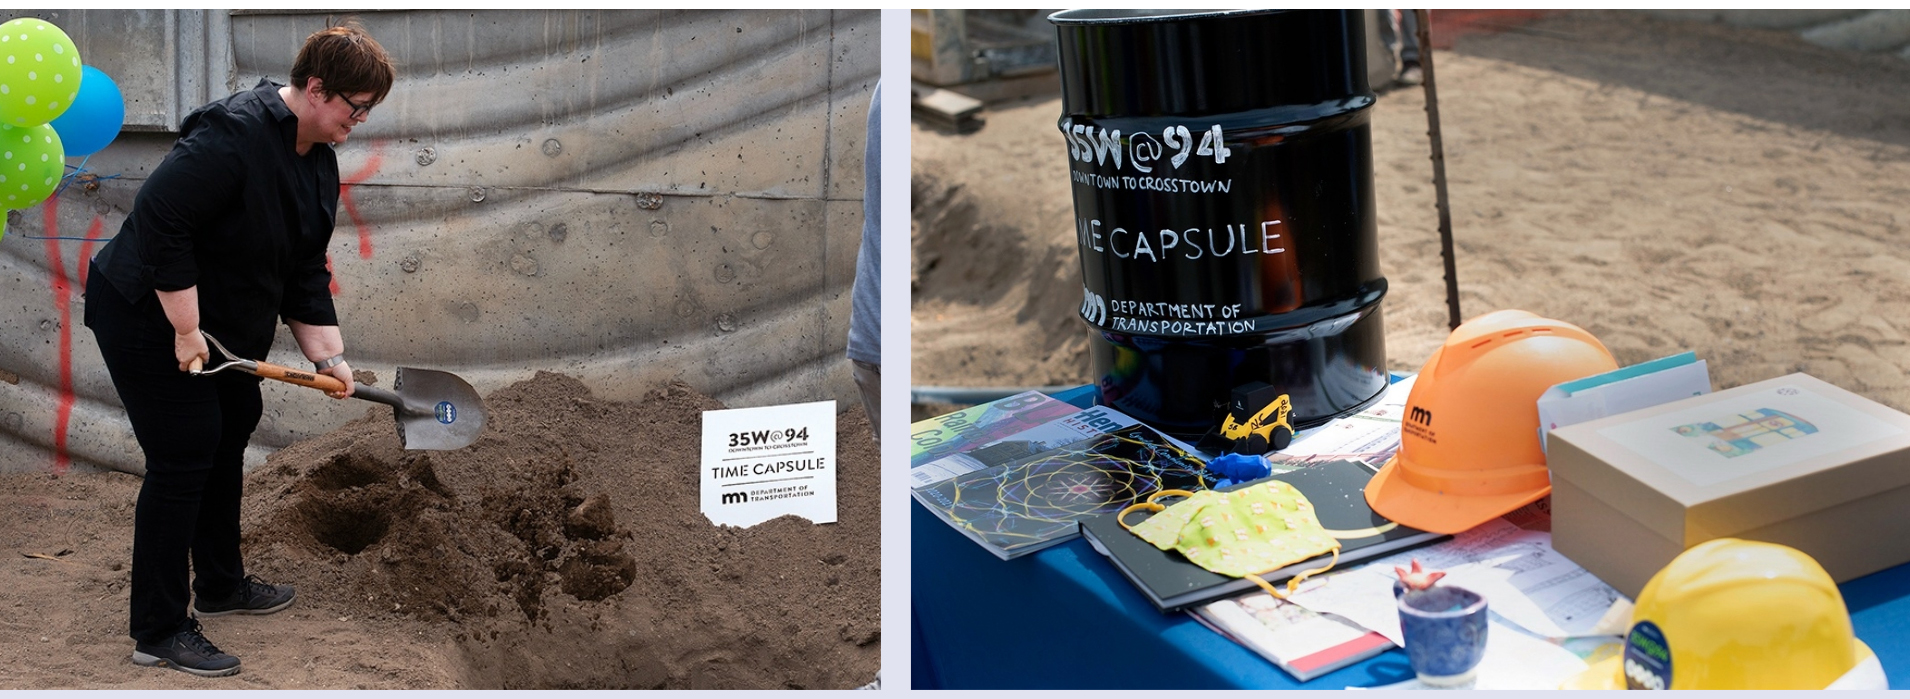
[11,232,114,241]
[50,157,121,198]
[9,158,126,242]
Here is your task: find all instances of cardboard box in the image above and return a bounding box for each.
[1547,373,1910,598]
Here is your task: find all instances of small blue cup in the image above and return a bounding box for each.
[1397,585,1488,686]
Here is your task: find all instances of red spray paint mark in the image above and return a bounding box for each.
[339,143,385,261]
[40,201,107,475]
[40,202,77,474]
[326,254,339,297]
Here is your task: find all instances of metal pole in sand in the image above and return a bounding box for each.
[1417,8,1463,331]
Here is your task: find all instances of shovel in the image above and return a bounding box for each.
[189,331,486,450]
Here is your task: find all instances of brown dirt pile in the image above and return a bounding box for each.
[0,371,878,689]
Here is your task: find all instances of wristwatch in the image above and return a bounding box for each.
[314,354,347,371]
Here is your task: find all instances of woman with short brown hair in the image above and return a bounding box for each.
[85,18,395,678]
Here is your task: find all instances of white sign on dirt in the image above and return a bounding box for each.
[700,400,836,527]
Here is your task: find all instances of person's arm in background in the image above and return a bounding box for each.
[847,81,882,440]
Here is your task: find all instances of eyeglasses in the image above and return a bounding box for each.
[336,92,374,120]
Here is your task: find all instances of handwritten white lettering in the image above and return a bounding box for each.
[1069,170,1233,194]
[1078,218,1287,264]
[1086,294,1255,336]
[1061,118,1232,174]
[1108,316,1258,336]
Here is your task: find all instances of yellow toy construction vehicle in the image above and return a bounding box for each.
[1220,391,1293,455]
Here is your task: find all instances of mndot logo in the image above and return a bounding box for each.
[1623,620,1672,690]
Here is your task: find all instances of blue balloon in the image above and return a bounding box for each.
[49,65,124,158]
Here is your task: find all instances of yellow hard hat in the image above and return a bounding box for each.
[1365,309,1617,534]
[1565,538,1877,690]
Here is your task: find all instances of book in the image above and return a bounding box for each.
[909,404,1143,489]
[912,422,1212,560]
[1190,594,1393,682]
[909,390,1081,469]
[1077,458,1446,613]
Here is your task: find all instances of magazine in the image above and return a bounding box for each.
[909,405,1142,489]
[912,422,1211,560]
[1191,594,1393,682]
[908,390,1080,469]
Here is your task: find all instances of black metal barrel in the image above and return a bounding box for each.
[1050,8,1388,439]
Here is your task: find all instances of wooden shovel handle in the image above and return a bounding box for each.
[253,360,348,393]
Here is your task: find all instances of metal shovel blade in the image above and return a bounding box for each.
[355,367,486,450]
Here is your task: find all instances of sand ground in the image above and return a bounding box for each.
[912,10,1910,418]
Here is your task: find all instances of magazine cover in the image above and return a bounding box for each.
[909,405,1142,489]
[908,390,1081,468]
[912,423,1211,560]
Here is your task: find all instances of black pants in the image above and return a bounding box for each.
[84,266,262,644]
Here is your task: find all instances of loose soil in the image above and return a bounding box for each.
[0,371,879,689]
[913,10,1910,417]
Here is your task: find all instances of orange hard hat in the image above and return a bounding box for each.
[1365,309,1617,534]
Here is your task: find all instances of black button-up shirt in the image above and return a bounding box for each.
[91,78,339,358]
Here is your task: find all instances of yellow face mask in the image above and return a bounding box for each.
[1120,480,1341,598]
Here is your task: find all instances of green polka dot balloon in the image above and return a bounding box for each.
[0,18,83,127]
[0,122,63,209]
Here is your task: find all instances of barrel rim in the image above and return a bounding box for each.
[1047,8,1290,26]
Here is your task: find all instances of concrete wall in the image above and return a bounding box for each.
[0,9,878,475]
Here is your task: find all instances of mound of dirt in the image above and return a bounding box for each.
[910,132,1091,395]
[237,371,879,689]
[0,371,877,690]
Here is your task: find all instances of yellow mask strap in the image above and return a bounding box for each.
[1116,489,1199,531]
[1246,545,1340,599]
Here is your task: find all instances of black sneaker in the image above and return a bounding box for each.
[193,575,296,617]
[131,619,241,678]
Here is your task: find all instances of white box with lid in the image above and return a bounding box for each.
[1547,373,1910,598]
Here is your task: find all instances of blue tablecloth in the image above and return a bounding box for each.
[911,387,1910,689]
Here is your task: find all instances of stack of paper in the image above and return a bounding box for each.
[1537,352,1711,454]
[1204,516,1632,689]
